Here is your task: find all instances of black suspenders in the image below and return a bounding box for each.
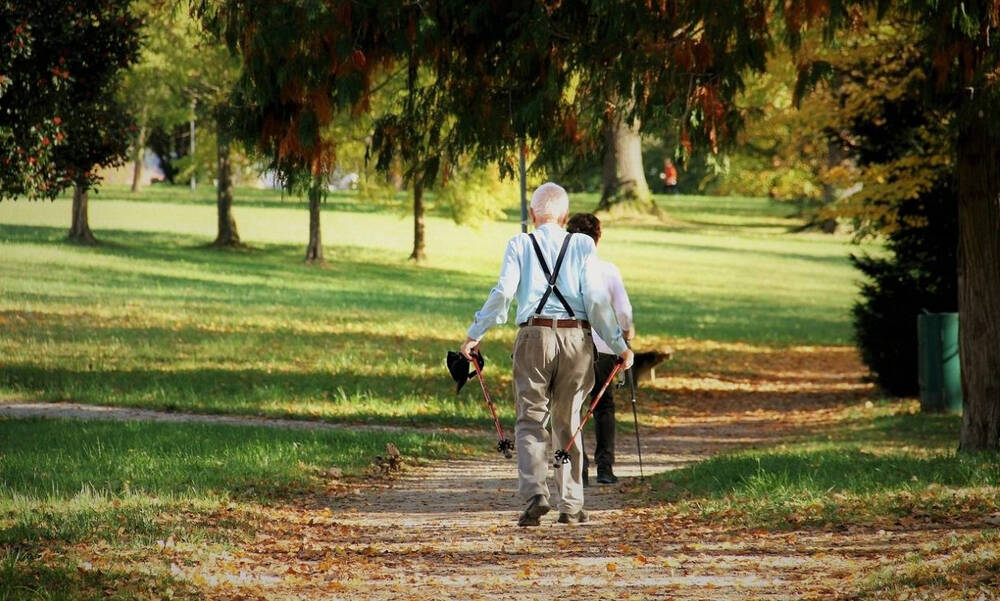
[528,232,575,317]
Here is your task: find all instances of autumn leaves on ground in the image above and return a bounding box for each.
[2,190,998,600]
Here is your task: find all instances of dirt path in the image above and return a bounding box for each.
[4,347,927,599]
[154,413,917,601]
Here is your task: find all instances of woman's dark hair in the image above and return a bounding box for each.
[566,212,602,244]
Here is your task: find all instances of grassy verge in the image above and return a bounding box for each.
[0,416,479,599]
[0,551,200,601]
[1,418,475,546]
[652,402,999,529]
[851,531,999,600]
[650,401,999,600]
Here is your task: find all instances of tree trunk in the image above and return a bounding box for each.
[817,139,842,233]
[304,178,324,263]
[956,123,1000,452]
[68,181,97,245]
[409,179,426,263]
[130,108,148,192]
[598,105,652,211]
[389,154,405,190]
[212,127,241,247]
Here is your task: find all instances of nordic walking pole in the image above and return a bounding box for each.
[627,362,644,481]
[553,359,624,467]
[469,351,515,458]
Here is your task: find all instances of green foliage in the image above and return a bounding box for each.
[201,1,777,190]
[437,164,519,226]
[779,13,961,395]
[805,15,953,236]
[851,183,958,396]
[121,1,244,187]
[706,45,833,205]
[119,2,196,135]
[0,0,141,199]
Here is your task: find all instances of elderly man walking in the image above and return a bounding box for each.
[460,182,633,526]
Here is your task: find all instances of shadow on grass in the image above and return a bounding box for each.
[1,224,485,311]
[1,362,497,426]
[91,183,472,220]
[627,236,852,266]
[2,223,853,344]
[0,551,202,601]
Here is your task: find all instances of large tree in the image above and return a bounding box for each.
[598,98,653,211]
[202,0,766,258]
[786,1,999,450]
[203,0,997,448]
[0,0,141,245]
[411,2,766,191]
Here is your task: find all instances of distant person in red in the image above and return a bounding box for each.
[660,159,679,194]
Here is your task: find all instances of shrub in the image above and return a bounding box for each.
[851,182,958,396]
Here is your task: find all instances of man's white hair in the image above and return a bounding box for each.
[530,182,569,220]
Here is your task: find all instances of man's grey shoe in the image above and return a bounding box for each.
[557,509,589,524]
[517,494,551,527]
[596,467,619,485]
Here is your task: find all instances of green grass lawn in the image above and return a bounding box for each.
[2,185,996,600]
[0,417,474,547]
[653,402,1000,529]
[0,416,479,600]
[0,185,866,426]
[650,401,1000,600]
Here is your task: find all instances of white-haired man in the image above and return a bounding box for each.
[461,182,633,526]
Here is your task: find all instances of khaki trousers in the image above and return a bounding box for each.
[512,323,595,514]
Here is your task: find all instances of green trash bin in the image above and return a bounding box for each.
[917,312,963,413]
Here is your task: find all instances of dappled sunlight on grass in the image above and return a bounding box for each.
[649,399,999,537]
[853,531,999,600]
[1,189,870,427]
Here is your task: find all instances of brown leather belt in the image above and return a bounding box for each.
[520,317,591,329]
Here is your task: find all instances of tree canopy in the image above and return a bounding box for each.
[199,1,776,188]
[0,0,141,200]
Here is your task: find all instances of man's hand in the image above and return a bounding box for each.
[625,325,636,341]
[460,337,480,360]
[619,348,634,369]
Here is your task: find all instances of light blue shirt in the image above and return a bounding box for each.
[466,223,628,354]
